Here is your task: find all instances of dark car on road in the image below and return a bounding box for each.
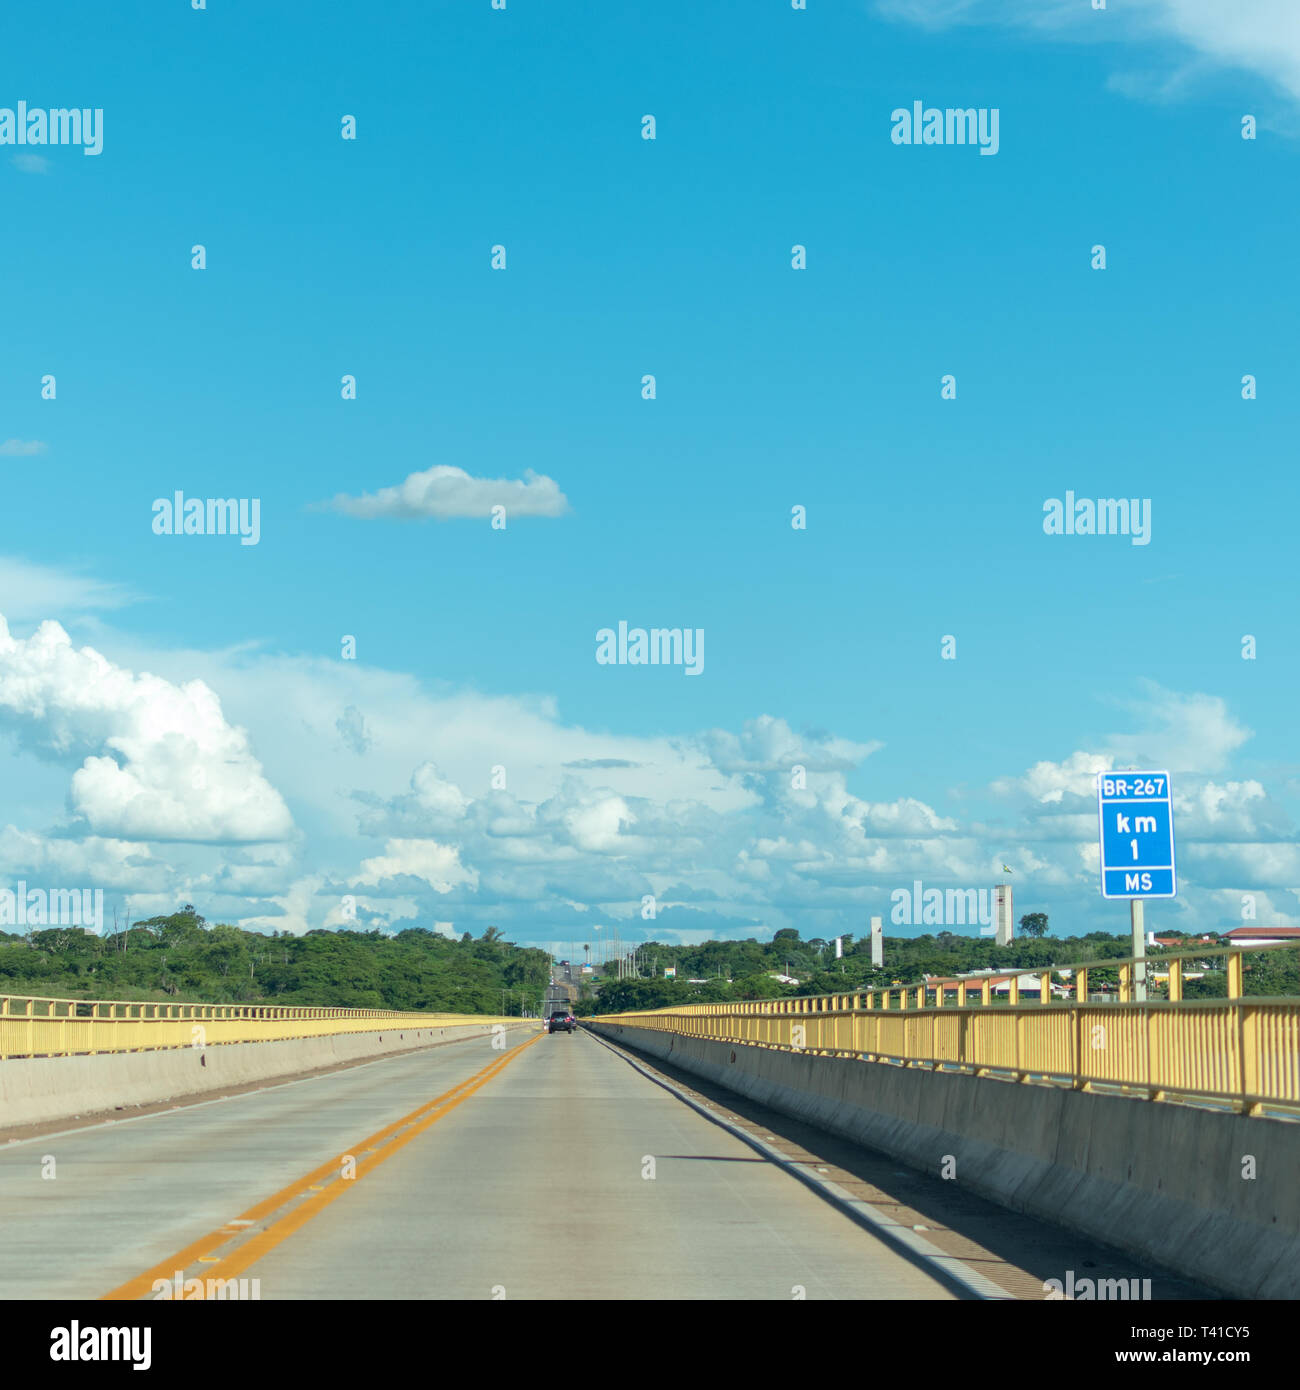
[548,1010,575,1034]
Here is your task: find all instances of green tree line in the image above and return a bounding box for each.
[576,921,1300,1014]
[4,907,1291,1015]
[0,906,551,1014]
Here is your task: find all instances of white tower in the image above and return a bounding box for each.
[994,884,1013,947]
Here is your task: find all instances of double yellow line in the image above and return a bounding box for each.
[104,1030,542,1300]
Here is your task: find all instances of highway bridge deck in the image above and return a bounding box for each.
[1,1026,1203,1301]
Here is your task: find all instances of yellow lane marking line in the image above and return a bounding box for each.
[102,1035,540,1300]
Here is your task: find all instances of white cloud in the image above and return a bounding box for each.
[1106,683,1250,774]
[179,653,1284,935]
[211,843,298,896]
[11,154,49,174]
[1183,840,1300,889]
[875,0,1300,104]
[319,465,570,521]
[408,763,471,820]
[993,751,1113,804]
[836,791,957,837]
[1174,779,1288,840]
[0,556,136,622]
[704,714,881,774]
[561,792,636,853]
[1,604,1289,941]
[239,875,325,936]
[354,838,479,894]
[0,616,293,844]
[0,826,165,892]
[0,440,47,456]
[991,688,1251,807]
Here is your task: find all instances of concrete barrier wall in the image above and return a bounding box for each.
[1,1022,525,1130]
[590,1022,1300,1300]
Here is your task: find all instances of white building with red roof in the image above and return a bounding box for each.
[1220,926,1300,948]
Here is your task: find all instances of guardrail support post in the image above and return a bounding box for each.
[1237,1003,1260,1116]
[1226,950,1243,1000]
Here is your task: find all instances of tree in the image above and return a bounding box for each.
[1245,947,1300,998]
[1019,912,1049,939]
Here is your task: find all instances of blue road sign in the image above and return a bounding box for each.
[1097,771,1176,899]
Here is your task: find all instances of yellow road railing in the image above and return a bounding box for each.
[0,992,522,1060]
[596,942,1300,1116]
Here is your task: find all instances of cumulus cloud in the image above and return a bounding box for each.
[556,790,636,854]
[1106,684,1250,774]
[0,826,165,892]
[0,617,293,843]
[992,751,1113,805]
[704,714,881,775]
[1,605,1287,941]
[1174,779,1291,841]
[318,465,570,521]
[355,762,471,835]
[317,682,1283,939]
[992,687,1251,807]
[353,838,479,894]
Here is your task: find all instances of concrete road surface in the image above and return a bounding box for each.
[0,1026,1089,1300]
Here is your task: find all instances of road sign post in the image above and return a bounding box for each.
[1131,898,1145,1002]
[1097,772,1175,1003]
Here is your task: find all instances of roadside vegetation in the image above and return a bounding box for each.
[2,908,1292,1014]
[576,921,1300,1014]
[0,906,550,1014]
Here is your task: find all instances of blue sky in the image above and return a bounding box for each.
[1,0,1297,948]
